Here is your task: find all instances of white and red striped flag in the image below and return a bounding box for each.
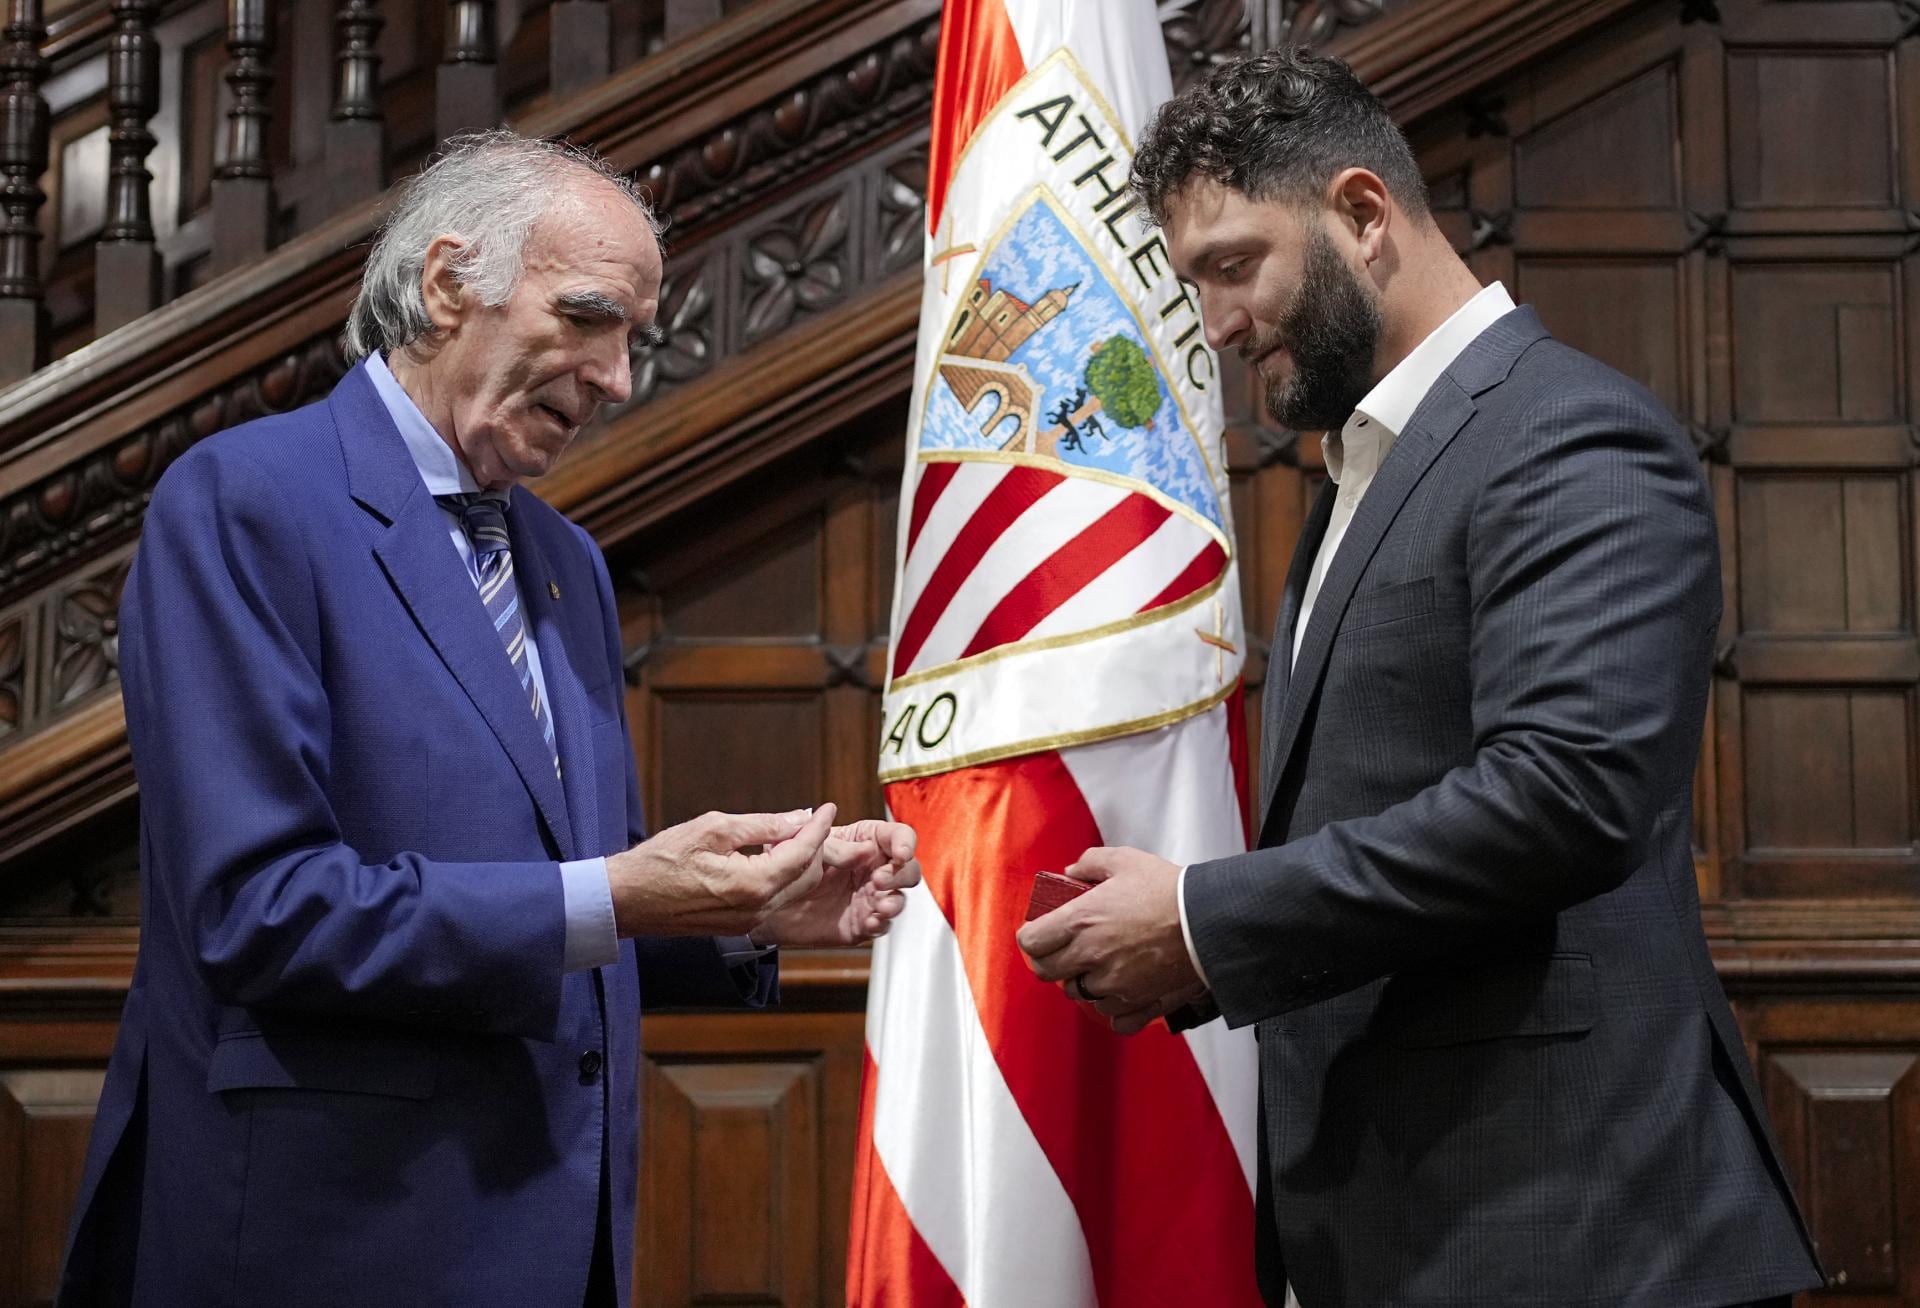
[848,3,1262,1303]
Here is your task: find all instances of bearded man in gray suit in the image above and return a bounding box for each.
[1017,49,1824,1308]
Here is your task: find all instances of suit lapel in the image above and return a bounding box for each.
[510,499,601,859]
[332,365,576,860]
[1259,381,1475,832]
[1255,305,1551,837]
[1257,479,1335,820]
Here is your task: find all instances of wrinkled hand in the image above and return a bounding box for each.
[753,818,922,947]
[1015,845,1203,1035]
[607,804,837,938]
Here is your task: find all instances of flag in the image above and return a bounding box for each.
[849,3,1262,1303]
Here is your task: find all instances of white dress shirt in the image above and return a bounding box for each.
[1176,281,1518,987]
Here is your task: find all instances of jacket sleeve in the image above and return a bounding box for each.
[577,525,777,1010]
[125,444,568,1040]
[1183,381,1721,1029]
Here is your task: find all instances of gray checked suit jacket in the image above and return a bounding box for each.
[1181,307,1824,1307]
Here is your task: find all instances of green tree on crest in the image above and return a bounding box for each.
[1084,335,1160,429]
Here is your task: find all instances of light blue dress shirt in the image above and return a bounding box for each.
[366,351,619,972]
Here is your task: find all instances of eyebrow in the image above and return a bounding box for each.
[1178,242,1228,282]
[555,289,630,322]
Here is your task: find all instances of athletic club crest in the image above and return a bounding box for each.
[880,51,1243,782]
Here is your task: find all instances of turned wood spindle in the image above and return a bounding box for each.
[210,0,275,274]
[95,0,161,335]
[662,0,720,44]
[434,0,499,143]
[547,0,608,100]
[0,0,50,385]
[326,0,385,202]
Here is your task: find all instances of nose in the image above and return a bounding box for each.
[580,337,633,408]
[1201,294,1248,354]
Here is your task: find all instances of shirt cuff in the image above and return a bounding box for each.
[559,857,620,972]
[717,935,777,968]
[1176,864,1212,989]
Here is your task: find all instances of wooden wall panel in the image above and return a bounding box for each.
[638,1010,865,1308]
[0,1070,103,1308]
[1741,998,1920,1306]
[1730,264,1902,425]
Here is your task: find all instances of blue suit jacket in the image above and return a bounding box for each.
[59,362,773,1306]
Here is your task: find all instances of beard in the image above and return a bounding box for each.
[1244,227,1382,433]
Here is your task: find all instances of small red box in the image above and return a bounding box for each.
[1024,870,1092,921]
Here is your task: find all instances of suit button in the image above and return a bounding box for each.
[579,1049,602,1083]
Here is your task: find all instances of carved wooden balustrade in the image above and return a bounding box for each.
[0,0,804,386]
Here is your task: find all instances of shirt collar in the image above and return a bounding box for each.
[1322,281,1515,485]
[364,349,483,497]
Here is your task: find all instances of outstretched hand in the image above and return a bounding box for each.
[607,804,837,938]
[753,817,923,947]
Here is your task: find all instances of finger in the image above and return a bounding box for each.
[1092,993,1151,1020]
[1025,935,1087,983]
[753,804,837,895]
[878,821,918,865]
[1063,847,1121,883]
[1113,991,1182,1029]
[714,806,822,850]
[868,857,923,893]
[782,802,836,856]
[1014,903,1078,962]
[820,836,885,878]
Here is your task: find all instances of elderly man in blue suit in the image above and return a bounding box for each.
[59,131,920,1307]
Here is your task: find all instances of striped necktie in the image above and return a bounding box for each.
[436,492,561,778]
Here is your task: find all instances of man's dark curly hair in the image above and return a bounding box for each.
[1131,48,1430,227]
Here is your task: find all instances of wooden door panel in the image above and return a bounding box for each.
[1740,997,1920,1306]
[1512,58,1682,210]
[1736,475,1907,635]
[1726,49,1899,211]
[1767,1049,1916,1302]
[1729,263,1903,425]
[0,1071,103,1308]
[1517,257,1687,414]
[636,1010,865,1308]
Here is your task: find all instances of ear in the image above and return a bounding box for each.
[1327,167,1391,265]
[419,233,472,334]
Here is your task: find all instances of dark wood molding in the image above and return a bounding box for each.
[546,271,922,549]
[1330,0,1651,126]
[5,925,1915,1016]
[0,693,130,874]
[0,926,873,1003]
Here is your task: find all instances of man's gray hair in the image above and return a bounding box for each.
[342,130,663,362]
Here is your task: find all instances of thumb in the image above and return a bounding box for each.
[1064,847,1118,883]
[715,806,821,850]
[758,803,839,908]
[772,802,837,860]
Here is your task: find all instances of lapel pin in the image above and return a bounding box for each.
[548,581,561,600]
